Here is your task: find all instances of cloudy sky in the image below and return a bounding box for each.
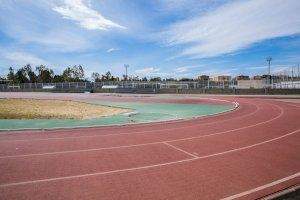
[0,0,300,78]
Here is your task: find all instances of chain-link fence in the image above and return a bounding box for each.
[0,80,299,90]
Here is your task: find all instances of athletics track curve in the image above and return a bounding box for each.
[0,95,299,200]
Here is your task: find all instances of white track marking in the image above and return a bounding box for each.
[0,128,298,188]
[262,184,300,200]
[0,142,161,159]
[163,142,198,158]
[284,103,300,108]
[221,172,300,200]
[0,103,282,159]
[0,103,257,143]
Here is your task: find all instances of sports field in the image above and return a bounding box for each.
[0,92,299,200]
[0,93,234,130]
[0,98,128,120]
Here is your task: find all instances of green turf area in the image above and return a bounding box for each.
[0,101,233,130]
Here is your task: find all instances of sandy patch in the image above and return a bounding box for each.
[0,98,130,120]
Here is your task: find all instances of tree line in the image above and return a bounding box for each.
[3,64,87,83]
[1,64,195,83]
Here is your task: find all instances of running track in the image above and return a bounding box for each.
[0,95,299,200]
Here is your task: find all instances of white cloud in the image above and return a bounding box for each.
[282,55,300,63]
[254,65,295,74]
[156,0,229,15]
[157,0,197,11]
[175,66,189,73]
[135,67,161,74]
[245,65,297,75]
[199,68,237,76]
[1,50,48,66]
[53,0,126,31]
[25,29,93,52]
[0,1,95,52]
[272,66,291,74]
[246,66,268,70]
[162,0,300,58]
[135,67,196,78]
[174,65,201,73]
[106,48,120,53]
[135,67,174,77]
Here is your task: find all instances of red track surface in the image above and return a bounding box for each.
[0,95,299,200]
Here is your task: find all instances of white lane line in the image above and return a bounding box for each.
[262,184,300,200]
[220,172,300,200]
[163,142,198,158]
[0,101,253,142]
[0,103,281,159]
[1,128,298,188]
[194,129,299,159]
[284,103,300,108]
[0,142,162,159]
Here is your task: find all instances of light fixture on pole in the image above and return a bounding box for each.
[124,64,129,81]
[266,57,272,85]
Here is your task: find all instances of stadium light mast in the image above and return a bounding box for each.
[124,64,129,81]
[297,64,300,81]
[266,56,272,85]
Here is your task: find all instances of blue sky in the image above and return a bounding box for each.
[0,0,300,79]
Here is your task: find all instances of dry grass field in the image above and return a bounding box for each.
[0,98,129,120]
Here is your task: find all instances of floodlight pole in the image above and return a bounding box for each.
[266,57,272,86]
[297,64,300,81]
[124,64,129,81]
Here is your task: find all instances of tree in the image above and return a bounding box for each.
[132,76,140,81]
[24,64,37,83]
[110,76,118,81]
[0,75,6,81]
[166,78,177,81]
[179,78,194,81]
[150,77,161,81]
[63,65,85,82]
[53,75,64,82]
[36,65,54,82]
[15,68,28,83]
[101,71,112,81]
[141,77,148,82]
[105,71,111,80]
[74,65,85,80]
[7,67,16,82]
[91,72,101,82]
[122,74,127,81]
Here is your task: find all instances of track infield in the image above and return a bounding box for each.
[0,93,299,200]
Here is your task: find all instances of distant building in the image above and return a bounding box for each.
[211,77,219,81]
[198,75,210,81]
[237,80,266,89]
[271,75,281,82]
[214,76,232,81]
[234,75,250,80]
[253,75,262,80]
[261,74,271,79]
[277,75,291,81]
[254,74,277,81]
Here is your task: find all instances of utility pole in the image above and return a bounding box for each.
[124,64,129,81]
[266,57,272,86]
[297,64,300,81]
